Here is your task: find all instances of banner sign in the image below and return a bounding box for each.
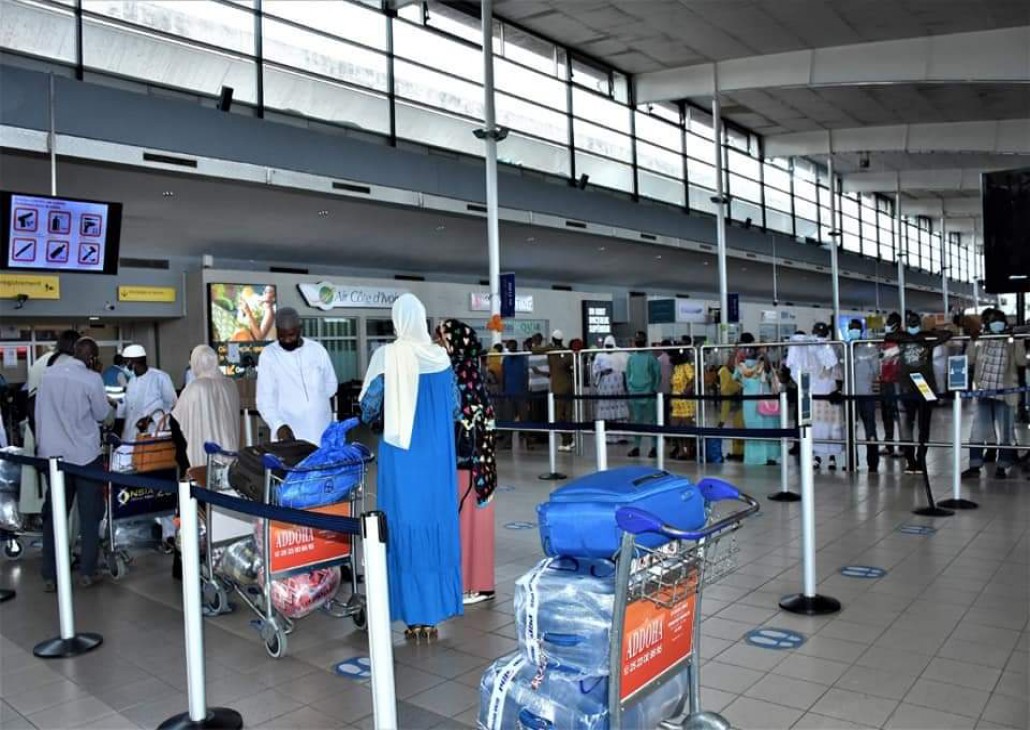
[728,293,740,324]
[582,300,613,343]
[647,299,675,324]
[948,355,968,392]
[469,291,534,313]
[118,285,177,303]
[111,485,176,520]
[500,273,516,318]
[267,500,352,573]
[675,300,707,324]
[299,282,405,311]
[0,273,60,300]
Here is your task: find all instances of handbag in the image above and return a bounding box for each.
[757,399,780,417]
[131,412,178,474]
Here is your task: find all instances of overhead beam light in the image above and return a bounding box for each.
[317,210,330,217]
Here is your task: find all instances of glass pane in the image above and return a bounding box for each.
[687,108,713,139]
[499,132,570,177]
[83,0,255,55]
[394,58,480,118]
[323,318,357,338]
[766,187,791,213]
[83,16,258,102]
[688,185,718,215]
[862,220,878,257]
[300,317,319,337]
[394,21,481,83]
[263,17,388,92]
[496,57,565,111]
[572,88,629,134]
[1,0,77,62]
[424,0,480,44]
[635,112,681,152]
[573,119,632,163]
[570,57,608,93]
[496,92,567,144]
[731,198,762,225]
[764,160,791,191]
[263,65,390,133]
[636,139,681,178]
[262,0,386,50]
[796,218,818,240]
[396,101,481,156]
[726,148,759,179]
[574,152,632,192]
[685,133,715,165]
[728,173,761,203]
[501,25,557,76]
[766,208,792,235]
[638,170,684,207]
[687,158,716,190]
[323,339,359,382]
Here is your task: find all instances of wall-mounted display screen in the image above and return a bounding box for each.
[1,191,123,275]
[208,283,278,375]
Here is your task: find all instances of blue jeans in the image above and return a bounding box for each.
[968,398,1015,468]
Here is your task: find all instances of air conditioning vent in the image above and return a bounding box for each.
[394,274,425,282]
[270,266,308,274]
[564,220,587,229]
[332,181,371,195]
[467,204,487,213]
[142,152,197,168]
[746,253,757,259]
[551,284,572,291]
[700,244,714,251]
[639,233,657,241]
[119,257,169,269]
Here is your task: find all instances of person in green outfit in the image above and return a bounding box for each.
[625,332,662,458]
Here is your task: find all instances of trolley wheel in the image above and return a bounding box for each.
[108,553,127,581]
[264,629,287,659]
[4,539,23,560]
[202,581,229,614]
[352,608,367,631]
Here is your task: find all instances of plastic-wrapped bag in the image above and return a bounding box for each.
[514,557,615,677]
[277,418,370,509]
[478,652,688,730]
[263,567,341,619]
[217,538,261,585]
[112,518,161,548]
[0,448,23,532]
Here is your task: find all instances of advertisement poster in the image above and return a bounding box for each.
[267,501,352,573]
[208,284,278,375]
[110,485,176,520]
[620,585,697,701]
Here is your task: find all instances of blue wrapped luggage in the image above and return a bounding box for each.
[276,418,371,509]
[536,466,707,559]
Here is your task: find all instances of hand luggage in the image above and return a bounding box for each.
[514,557,615,677]
[228,440,318,502]
[277,418,370,509]
[536,466,707,559]
[704,437,724,463]
[478,651,688,730]
[263,566,341,619]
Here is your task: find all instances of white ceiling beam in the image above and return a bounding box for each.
[635,26,1030,102]
[900,197,983,218]
[764,119,1030,158]
[841,167,1010,193]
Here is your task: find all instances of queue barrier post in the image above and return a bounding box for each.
[243,410,254,448]
[656,393,665,471]
[363,511,398,730]
[939,393,978,510]
[160,481,242,730]
[538,392,566,481]
[33,458,104,659]
[595,420,608,472]
[779,425,841,616]
[769,390,800,502]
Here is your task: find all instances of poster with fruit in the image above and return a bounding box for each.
[208,283,278,375]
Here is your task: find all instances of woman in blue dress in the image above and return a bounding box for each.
[734,349,780,465]
[359,293,462,640]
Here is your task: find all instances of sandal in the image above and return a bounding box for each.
[404,625,438,642]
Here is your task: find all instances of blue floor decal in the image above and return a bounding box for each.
[745,628,806,650]
[334,657,372,680]
[840,565,887,579]
[504,521,537,530]
[898,524,937,536]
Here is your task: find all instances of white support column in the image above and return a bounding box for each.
[712,89,729,344]
[595,420,608,471]
[828,158,841,331]
[49,73,57,196]
[896,189,907,316]
[656,392,665,470]
[481,0,502,347]
[940,218,950,314]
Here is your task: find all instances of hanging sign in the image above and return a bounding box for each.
[582,301,613,342]
[469,292,533,313]
[947,355,968,392]
[500,273,516,318]
[117,285,177,303]
[298,282,406,311]
[0,273,60,300]
[2,348,16,369]
[727,293,740,323]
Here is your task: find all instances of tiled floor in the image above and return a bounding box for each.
[1,426,1028,729]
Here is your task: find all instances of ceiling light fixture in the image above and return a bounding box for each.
[597,246,606,252]
[162,191,175,197]
[435,225,446,231]
[317,210,330,217]
[526,236,536,243]
[655,254,662,260]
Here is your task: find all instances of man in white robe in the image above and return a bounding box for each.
[121,344,177,440]
[786,324,843,468]
[257,307,338,444]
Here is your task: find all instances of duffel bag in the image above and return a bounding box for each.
[277,418,370,509]
[537,466,707,558]
[228,439,317,502]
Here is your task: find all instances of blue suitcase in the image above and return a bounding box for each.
[536,466,707,558]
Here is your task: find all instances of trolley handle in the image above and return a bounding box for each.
[204,441,238,458]
[615,478,759,541]
[106,432,172,448]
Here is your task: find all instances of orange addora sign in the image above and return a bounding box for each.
[267,501,352,574]
[619,579,697,701]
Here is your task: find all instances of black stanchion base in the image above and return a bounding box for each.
[0,589,14,603]
[912,506,955,517]
[33,633,103,658]
[779,593,841,616]
[158,708,243,730]
[767,491,802,502]
[938,498,978,510]
[538,473,567,481]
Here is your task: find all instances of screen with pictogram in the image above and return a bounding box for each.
[2,191,123,275]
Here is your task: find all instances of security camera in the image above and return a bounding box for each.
[13,293,28,310]
[772,298,779,307]
[104,301,116,312]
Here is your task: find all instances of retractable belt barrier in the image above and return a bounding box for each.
[0,451,399,730]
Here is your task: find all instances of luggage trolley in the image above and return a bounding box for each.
[608,479,759,730]
[103,432,178,579]
[198,441,373,659]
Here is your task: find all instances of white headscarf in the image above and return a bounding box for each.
[359,293,451,450]
[172,345,240,467]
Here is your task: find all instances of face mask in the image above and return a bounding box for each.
[846,330,861,342]
[989,321,1005,333]
[744,359,757,367]
[907,327,921,336]
[884,324,896,334]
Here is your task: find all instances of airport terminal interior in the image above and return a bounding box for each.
[0,1,1028,729]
